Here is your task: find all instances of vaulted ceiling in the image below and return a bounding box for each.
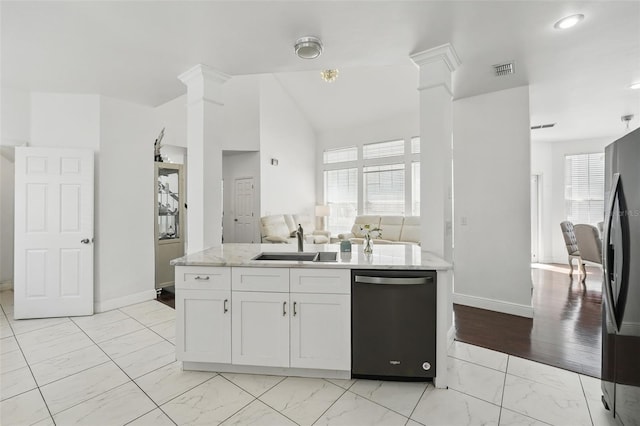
[2,1,639,142]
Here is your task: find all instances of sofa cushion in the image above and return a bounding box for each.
[351,216,381,238]
[400,216,421,243]
[261,215,290,239]
[379,216,404,241]
[283,214,296,235]
[293,214,315,235]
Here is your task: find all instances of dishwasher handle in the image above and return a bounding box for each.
[354,275,433,285]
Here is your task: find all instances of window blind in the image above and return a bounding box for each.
[411,137,420,154]
[564,153,605,224]
[323,146,357,164]
[363,164,405,215]
[324,168,358,234]
[363,140,404,159]
[412,161,420,216]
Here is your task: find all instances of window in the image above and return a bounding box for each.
[363,164,405,215]
[323,146,357,164]
[363,140,404,159]
[324,168,358,234]
[411,137,420,154]
[565,153,605,224]
[412,162,420,216]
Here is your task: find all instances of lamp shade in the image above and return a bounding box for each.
[315,205,330,217]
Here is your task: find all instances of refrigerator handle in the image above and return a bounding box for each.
[603,173,620,330]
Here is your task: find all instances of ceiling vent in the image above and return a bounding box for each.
[493,62,514,76]
[530,123,557,130]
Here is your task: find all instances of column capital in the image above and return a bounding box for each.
[178,64,231,86]
[410,43,461,72]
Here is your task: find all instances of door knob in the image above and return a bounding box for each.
[80,238,91,244]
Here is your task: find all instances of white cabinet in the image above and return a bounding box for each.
[177,265,351,374]
[290,293,350,370]
[176,289,231,363]
[175,266,231,363]
[231,291,290,367]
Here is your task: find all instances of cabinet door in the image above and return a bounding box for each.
[232,291,289,367]
[290,293,351,371]
[176,289,231,363]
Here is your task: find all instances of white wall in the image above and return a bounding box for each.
[453,86,533,317]
[222,76,260,151]
[31,93,100,149]
[0,155,15,287]
[96,96,156,309]
[0,88,31,286]
[222,151,261,243]
[154,75,260,152]
[152,95,187,148]
[259,75,316,216]
[532,136,612,264]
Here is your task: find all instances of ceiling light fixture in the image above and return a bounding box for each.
[320,69,339,83]
[294,36,323,59]
[554,14,584,30]
[631,82,640,90]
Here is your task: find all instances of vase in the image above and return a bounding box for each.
[363,234,373,254]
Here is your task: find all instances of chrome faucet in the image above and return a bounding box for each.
[296,224,304,252]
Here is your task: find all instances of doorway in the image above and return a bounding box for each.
[531,174,541,262]
[234,177,255,243]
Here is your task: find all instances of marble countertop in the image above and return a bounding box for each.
[170,243,452,271]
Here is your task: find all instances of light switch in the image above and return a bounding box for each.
[461,216,468,226]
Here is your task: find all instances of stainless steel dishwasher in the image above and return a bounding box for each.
[351,269,436,380]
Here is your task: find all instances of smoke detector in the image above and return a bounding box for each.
[493,62,514,76]
[294,36,323,59]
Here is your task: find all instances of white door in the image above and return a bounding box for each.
[531,174,540,263]
[14,147,94,319]
[234,178,255,243]
[176,289,231,363]
[232,291,289,367]
[290,293,351,370]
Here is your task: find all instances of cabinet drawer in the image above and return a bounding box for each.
[175,266,231,290]
[290,269,350,294]
[232,267,289,292]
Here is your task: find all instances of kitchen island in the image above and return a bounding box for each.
[170,243,452,388]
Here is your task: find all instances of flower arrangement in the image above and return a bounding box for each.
[360,224,382,253]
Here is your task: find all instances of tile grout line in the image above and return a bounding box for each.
[405,383,430,426]
[51,313,184,423]
[1,308,56,425]
[114,305,176,346]
[307,383,349,426]
[497,355,510,425]
[214,374,302,426]
[578,374,597,426]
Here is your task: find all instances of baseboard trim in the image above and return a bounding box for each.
[0,280,13,291]
[453,292,534,318]
[94,289,157,313]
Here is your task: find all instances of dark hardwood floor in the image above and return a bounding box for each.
[158,263,603,378]
[455,263,602,378]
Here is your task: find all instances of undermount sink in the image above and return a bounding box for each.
[252,252,338,262]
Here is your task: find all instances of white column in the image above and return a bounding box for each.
[178,65,230,253]
[410,44,460,262]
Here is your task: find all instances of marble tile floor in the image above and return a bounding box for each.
[0,289,616,426]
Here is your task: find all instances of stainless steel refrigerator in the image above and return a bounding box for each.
[601,126,640,425]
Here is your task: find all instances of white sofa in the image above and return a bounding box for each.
[337,215,420,245]
[260,214,331,244]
